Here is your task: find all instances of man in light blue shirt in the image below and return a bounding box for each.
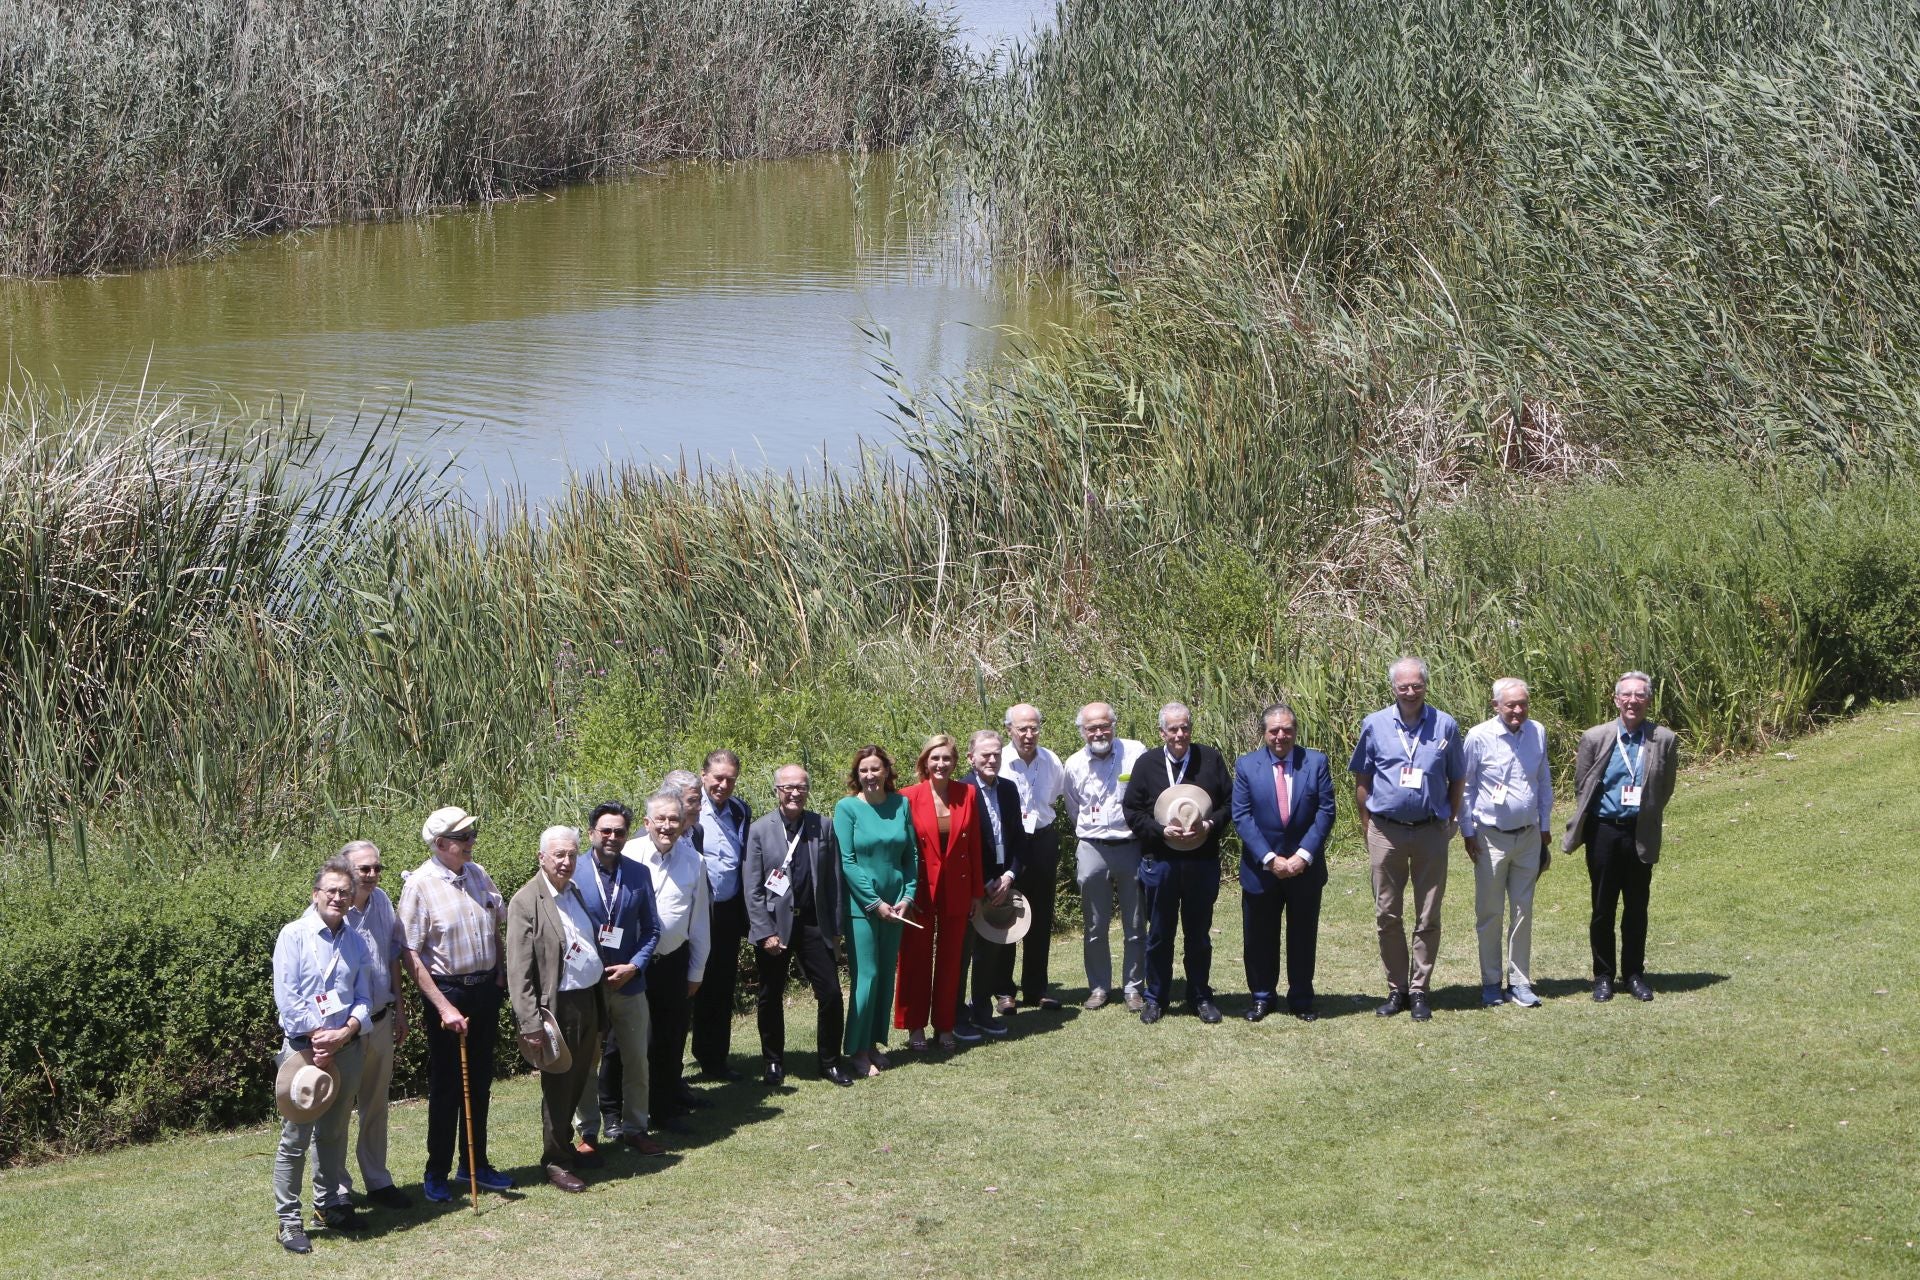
[691,750,753,1080]
[1349,656,1467,1022]
[271,856,374,1253]
[332,840,410,1210]
[1460,679,1554,1008]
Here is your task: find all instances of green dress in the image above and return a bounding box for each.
[835,792,919,1054]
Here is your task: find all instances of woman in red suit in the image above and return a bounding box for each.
[895,733,985,1051]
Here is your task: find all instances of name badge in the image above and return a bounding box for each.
[568,938,588,958]
[311,990,344,1018]
[1487,782,1508,805]
[766,868,791,899]
[1620,785,1643,808]
[1398,766,1425,789]
[597,925,623,949]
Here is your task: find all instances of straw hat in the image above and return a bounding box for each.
[274,1049,340,1124]
[971,890,1033,945]
[1153,782,1214,851]
[517,1007,573,1074]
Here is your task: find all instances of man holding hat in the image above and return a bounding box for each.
[271,856,374,1253]
[398,805,513,1202]
[506,826,607,1193]
[1122,702,1231,1024]
[957,729,1026,1037]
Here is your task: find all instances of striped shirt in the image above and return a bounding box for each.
[344,885,404,1009]
[398,854,505,977]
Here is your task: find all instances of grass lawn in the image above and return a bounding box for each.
[4,705,1916,1278]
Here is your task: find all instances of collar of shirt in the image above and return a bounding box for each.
[1616,719,1645,743]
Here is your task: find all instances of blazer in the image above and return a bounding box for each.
[957,771,1027,883]
[902,779,984,910]
[1232,746,1337,893]
[743,808,842,945]
[505,876,606,1041]
[572,852,661,997]
[1121,743,1233,859]
[1562,720,1679,864]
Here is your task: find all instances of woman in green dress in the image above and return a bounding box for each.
[835,744,918,1078]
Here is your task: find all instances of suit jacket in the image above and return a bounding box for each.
[957,771,1026,884]
[505,875,606,1041]
[1122,743,1232,859]
[572,852,661,997]
[1562,720,1679,864]
[743,808,842,945]
[902,779,984,912]
[1232,746,1336,893]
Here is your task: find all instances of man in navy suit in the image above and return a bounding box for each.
[1231,702,1337,1022]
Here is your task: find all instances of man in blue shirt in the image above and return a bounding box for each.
[1562,671,1680,1002]
[1460,679,1554,1008]
[1349,657,1467,1022]
[573,802,664,1155]
[270,857,374,1253]
[692,750,753,1081]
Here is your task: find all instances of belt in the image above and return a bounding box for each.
[1376,815,1441,828]
[1082,835,1133,845]
[371,1004,393,1023]
[434,970,496,987]
[1494,824,1537,835]
[1597,815,1639,827]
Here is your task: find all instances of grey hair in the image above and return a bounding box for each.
[539,825,579,855]
[1388,656,1430,687]
[337,840,379,862]
[1158,701,1192,730]
[314,855,355,890]
[968,728,1004,755]
[1074,702,1114,730]
[1259,701,1297,730]
[772,763,808,785]
[1615,670,1654,695]
[661,769,700,794]
[1491,677,1529,703]
[1004,703,1043,728]
[646,790,686,820]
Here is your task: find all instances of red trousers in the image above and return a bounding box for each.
[893,903,971,1033]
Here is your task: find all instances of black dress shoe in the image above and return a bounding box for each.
[1376,991,1408,1017]
[762,1060,786,1087]
[1193,998,1223,1025]
[278,1223,312,1254]
[545,1164,588,1194]
[821,1062,855,1087]
[1627,974,1654,1002]
[318,1206,370,1232]
[1139,1000,1164,1024]
[1291,1007,1318,1023]
[695,1065,744,1083]
[367,1184,412,1210]
[674,1087,713,1109]
[1244,998,1273,1023]
[1409,993,1432,1022]
[1593,977,1614,1002]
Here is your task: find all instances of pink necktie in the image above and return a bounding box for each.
[1274,759,1291,824]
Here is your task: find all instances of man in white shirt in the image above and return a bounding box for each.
[333,841,409,1210]
[1460,678,1554,1008]
[1062,702,1148,1011]
[1001,702,1067,1010]
[634,791,711,1122]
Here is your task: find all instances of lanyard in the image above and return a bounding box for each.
[318,928,344,987]
[593,859,621,931]
[978,781,1004,858]
[781,821,805,872]
[1613,733,1643,787]
[1165,752,1189,787]
[1394,713,1425,761]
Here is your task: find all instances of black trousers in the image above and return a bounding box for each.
[1014,828,1060,1001]
[692,891,748,1073]
[1138,854,1219,1007]
[753,911,846,1070]
[646,944,693,1116]
[422,978,500,1178]
[1242,875,1323,1011]
[1586,817,1654,981]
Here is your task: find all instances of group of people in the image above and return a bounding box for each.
[267,665,1677,1252]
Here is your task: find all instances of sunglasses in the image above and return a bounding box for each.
[444,830,477,843]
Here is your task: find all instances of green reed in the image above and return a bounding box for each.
[0,0,958,276]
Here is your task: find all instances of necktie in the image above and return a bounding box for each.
[1274,758,1291,824]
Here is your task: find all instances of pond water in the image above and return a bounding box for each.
[0,2,1067,496]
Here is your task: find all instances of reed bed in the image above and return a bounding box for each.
[0,0,958,276]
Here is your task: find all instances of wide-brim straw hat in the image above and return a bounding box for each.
[275,1049,340,1124]
[972,890,1033,945]
[1153,782,1214,852]
[518,1006,573,1074]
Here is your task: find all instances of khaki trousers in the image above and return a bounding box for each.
[577,986,650,1141]
[1367,818,1450,994]
[1473,825,1541,988]
[329,1009,396,1199]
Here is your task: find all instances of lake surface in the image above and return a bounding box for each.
[0,2,1067,496]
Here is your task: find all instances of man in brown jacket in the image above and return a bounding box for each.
[1562,671,1679,1003]
[506,826,607,1192]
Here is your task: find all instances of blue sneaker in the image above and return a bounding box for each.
[1507,981,1541,1008]
[422,1172,452,1203]
[452,1164,515,1192]
[1480,983,1506,1007]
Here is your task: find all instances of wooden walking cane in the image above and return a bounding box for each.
[457,1030,479,1213]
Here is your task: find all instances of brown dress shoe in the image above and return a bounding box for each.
[1123,990,1146,1013]
[546,1165,587,1193]
[1083,988,1109,1011]
[618,1131,667,1156]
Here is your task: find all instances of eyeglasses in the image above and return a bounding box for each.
[775,784,811,794]
[318,888,353,900]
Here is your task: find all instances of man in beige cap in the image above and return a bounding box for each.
[271,856,374,1253]
[506,826,607,1193]
[398,805,513,1202]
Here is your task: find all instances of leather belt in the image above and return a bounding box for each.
[1376,815,1440,828]
[1082,835,1133,845]
[371,1004,393,1023]
[434,971,495,987]
[1494,824,1536,834]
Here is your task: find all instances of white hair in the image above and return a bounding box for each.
[1158,701,1192,730]
[1491,677,1529,703]
[1615,670,1653,695]
[646,791,686,820]
[1005,703,1043,728]
[539,825,579,855]
[1389,656,1430,687]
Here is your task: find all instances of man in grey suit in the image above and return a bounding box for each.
[1562,671,1679,1003]
[744,764,853,1088]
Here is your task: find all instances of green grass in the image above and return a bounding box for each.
[4,703,1914,1278]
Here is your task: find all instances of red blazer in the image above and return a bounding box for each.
[902,779,983,913]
